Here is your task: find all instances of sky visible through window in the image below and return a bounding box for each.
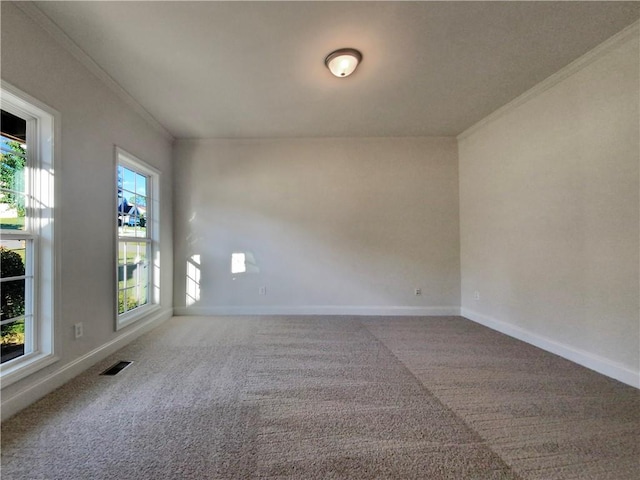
[118,165,147,203]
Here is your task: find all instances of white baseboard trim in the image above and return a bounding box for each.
[174,305,460,317]
[1,308,173,421]
[461,308,639,389]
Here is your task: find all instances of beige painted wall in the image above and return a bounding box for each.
[1,3,173,412]
[173,137,459,315]
[459,29,639,379]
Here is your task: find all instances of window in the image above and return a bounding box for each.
[1,82,57,386]
[116,148,159,329]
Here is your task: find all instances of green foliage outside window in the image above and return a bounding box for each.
[1,247,26,346]
[1,140,26,217]
[118,290,140,315]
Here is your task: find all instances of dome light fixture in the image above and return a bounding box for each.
[325,48,362,78]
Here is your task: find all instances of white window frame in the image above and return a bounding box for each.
[0,81,59,387]
[115,147,160,330]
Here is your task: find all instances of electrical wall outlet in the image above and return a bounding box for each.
[259,286,266,295]
[74,322,83,339]
[415,288,422,296]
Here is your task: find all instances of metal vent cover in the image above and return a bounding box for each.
[101,361,133,376]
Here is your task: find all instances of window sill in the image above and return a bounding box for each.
[1,352,59,389]
[116,304,161,331]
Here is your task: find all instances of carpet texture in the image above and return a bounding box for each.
[1,316,638,479]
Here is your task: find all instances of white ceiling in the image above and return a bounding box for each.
[33,1,639,139]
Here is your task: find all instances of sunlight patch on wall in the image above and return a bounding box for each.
[186,254,201,306]
[231,252,259,275]
[231,252,246,274]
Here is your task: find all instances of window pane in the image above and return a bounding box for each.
[0,191,26,231]
[1,132,27,230]
[117,165,124,185]
[124,243,147,288]
[118,241,149,314]
[125,288,138,311]
[118,241,147,264]
[0,138,26,193]
[117,290,126,315]
[1,110,27,143]
[123,167,135,192]
[1,240,26,276]
[118,262,125,285]
[136,262,149,307]
[1,318,25,364]
[1,111,27,210]
[117,194,148,236]
[1,239,30,364]
[1,279,25,323]
[119,223,133,237]
[135,173,146,196]
[117,193,128,232]
[1,240,27,327]
[117,241,127,266]
[135,224,147,238]
[125,262,139,289]
[131,196,146,237]
[1,111,28,231]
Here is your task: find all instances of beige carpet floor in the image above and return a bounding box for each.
[1,316,638,479]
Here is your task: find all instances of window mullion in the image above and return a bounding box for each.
[0,231,36,240]
[0,275,29,282]
[26,235,36,355]
[118,236,151,242]
[24,118,37,234]
[0,186,27,196]
[0,315,28,327]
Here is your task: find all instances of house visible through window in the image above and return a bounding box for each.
[116,148,159,329]
[1,82,57,386]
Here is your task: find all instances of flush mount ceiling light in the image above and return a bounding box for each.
[325,48,362,78]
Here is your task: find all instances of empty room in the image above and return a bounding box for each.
[1,1,639,479]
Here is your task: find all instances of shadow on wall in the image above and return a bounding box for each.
[177,205,458,309]
[174,138,461,309]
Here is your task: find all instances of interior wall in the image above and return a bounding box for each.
[173,137,459,315]
[458,27,639,384]
[1,2,174,414]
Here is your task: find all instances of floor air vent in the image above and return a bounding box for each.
[101,361,133,376]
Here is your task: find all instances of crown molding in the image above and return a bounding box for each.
[458,20,640,141]
[14,1,174,142]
